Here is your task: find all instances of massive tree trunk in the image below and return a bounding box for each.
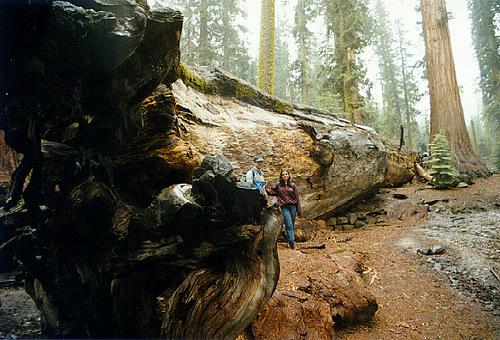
[257,0,275,94]
[0,1,281,337]
[420,0,490,177]
[0,1,408,337]
[175,65,391,219]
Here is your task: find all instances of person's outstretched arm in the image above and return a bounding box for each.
[265,184,278,196]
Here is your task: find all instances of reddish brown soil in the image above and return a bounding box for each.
[278,175,499,339]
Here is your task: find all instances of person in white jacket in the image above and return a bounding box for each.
[245,156,266,193]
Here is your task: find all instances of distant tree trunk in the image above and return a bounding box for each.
[221,0,231,69]
[332,1,362,124]
[397,24,413,149]
[468,0,500,169]
[274,21,291,100]
[296,0,309,105]
[258,0,275,95]
[470,120,478,152]
[198,1,209,66]
[420,0,490,177]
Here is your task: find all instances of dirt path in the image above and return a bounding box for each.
[330,175,499,339]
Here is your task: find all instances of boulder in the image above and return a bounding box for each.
[252,291,333,340]
[348,212,357,224]
[356,212,367,220]
[337,216,349,225]
[327,217,337,226]
[343,224,355,231]
[355,220,365,228]
[252,252,378,338]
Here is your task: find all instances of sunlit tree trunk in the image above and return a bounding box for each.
[221,0,231,70]
[420,0,490,177]
[331,0,362,124]
[296,0,308,104]
[258,0,275,94]
[198,1,209,66]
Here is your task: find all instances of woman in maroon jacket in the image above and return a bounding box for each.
[266,170,301,250]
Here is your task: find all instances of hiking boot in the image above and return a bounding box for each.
[289,242,299,250]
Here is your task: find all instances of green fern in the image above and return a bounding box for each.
[426,133,459,189]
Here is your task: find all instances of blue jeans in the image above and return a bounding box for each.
[280,204,297,243]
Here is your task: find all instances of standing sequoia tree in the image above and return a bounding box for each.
[258,0,276,94]
[420,0,490,177]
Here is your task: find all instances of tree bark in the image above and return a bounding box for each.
[221,0,231,70]
[0,130,17,178]
[0,2,282,337]
[470,120,478,152]
[257,0,275,95]
[296,0,309,105]
[420,0,490,177]
[198,1,209,66]
[161,209,281,339]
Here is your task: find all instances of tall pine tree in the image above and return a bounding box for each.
[322,0,373,124]
[258,0,276,94]
[292,0,317,105]
[172,0,255,83]
[275,15,292,100]
[396,19,422,149]
[468,0,500,169]
[373,0,402,139]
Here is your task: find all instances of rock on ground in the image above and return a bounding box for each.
[251,249,378,339]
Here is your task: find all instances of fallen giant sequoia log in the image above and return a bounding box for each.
[148,66,389,220]
[0,1,281,337]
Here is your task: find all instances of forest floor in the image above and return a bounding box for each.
[281,174,499,339]
[0,175,499,339]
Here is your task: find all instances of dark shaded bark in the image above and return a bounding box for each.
[0,1,281,337]
[0,131,17,178]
